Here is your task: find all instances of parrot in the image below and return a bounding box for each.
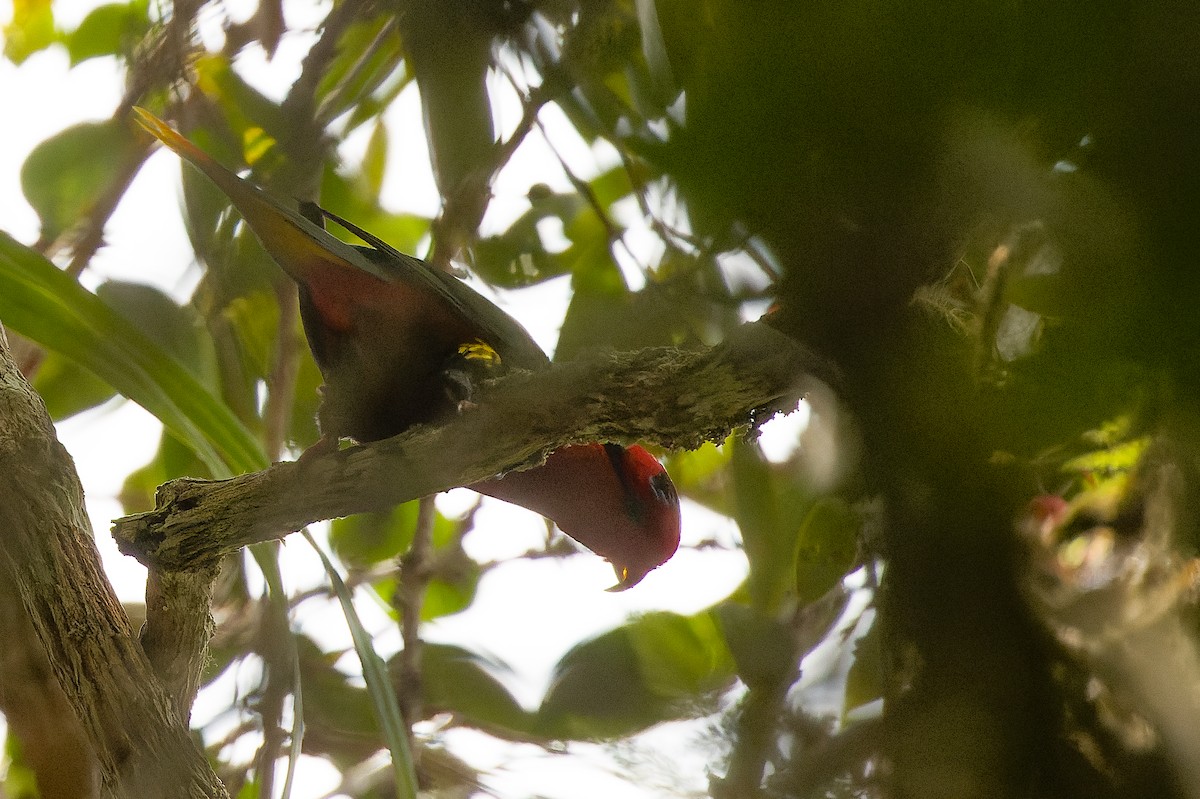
[133,108,680,589]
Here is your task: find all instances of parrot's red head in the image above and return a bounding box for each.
[472,443,681,590]
[599,444,682,590]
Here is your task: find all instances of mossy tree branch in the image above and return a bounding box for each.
[113,321,830,572]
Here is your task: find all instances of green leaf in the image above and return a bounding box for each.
[555,268,634,360]
[403,7,494,199]
[20,121,142,243]
[634,0,677,101]
[33,280,218,421]
[538,611,734,740]
[169,127,279,292]
[303,530,418,799]
[729,438,795,610]
[2,728,39,796]
[1061,436,1148,477]
[651,0,702,90]
[362,120,389,198]
[294,636,380,763]
[562,209,617,284]
[588,164,637,210]
[330,503,418,567]
[318,166,429,256]
[842,616,882,719]
[193,55,287,143]
[714,602,797,690]
[554,216,695,358]
[537,626,664,740]
[420,643,533,738]
[97,281,220,385]
[626,611,735,698]
[418,569,479,621]
[316,16,407,129]
[665,440,733,513]
[471,185,627,289]
[0,231,265,475]
[472,210,563,288]
[3,0,57,63]
[794,497,860,604]
[343,508,480,621]
[66,0,150,64]
[234,780,261,799]
[221,291,283,380]
[31,350,118,420]
[288,352,323,448]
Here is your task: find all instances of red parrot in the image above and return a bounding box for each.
[134,108,680,589]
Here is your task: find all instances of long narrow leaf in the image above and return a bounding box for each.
[280,622,305,799]
[303,529,418,799]
[0,231,265,475]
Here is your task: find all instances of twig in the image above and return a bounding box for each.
[533,114,628,256]
[251,559,294,799]
[396,497,436,731]
[615,148,698,258]
[315,17,403,127]
[736,233,783,283]
[492,76,556,179]
[263,286,302,460]
[119,0,202,115]
[59,139,155,280]
[773,716,884,797]
[279,0,372,165]
[427,68,555,269]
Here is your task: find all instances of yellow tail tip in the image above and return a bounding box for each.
[131,106,212,165]
[131,106,171,139]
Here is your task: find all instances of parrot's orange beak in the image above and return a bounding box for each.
[606,562,651,592]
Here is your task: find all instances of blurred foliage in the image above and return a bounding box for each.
[2,0,1200,797]
[20,120,144,244]
[3,0,56,63]
[67,0,150,64]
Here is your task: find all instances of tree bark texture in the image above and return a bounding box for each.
[0,570,99,799]
[0,325,228,798]
[114,320,829,571]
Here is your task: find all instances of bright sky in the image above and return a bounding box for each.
[0,2,821,796]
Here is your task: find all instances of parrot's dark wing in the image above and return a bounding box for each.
[134,107,548,371]
[311,204,550,372]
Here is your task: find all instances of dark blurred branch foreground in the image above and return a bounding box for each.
[113,321,829,570]
[0,325,228,799]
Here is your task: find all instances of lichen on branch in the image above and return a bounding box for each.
[113,321,830,572]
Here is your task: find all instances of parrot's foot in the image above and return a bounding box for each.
[442,339,504,414]
[442,368,477,411]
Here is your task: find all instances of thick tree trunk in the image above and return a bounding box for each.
[0,324,227,798]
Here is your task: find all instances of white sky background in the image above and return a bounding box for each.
[0,1,827,796]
